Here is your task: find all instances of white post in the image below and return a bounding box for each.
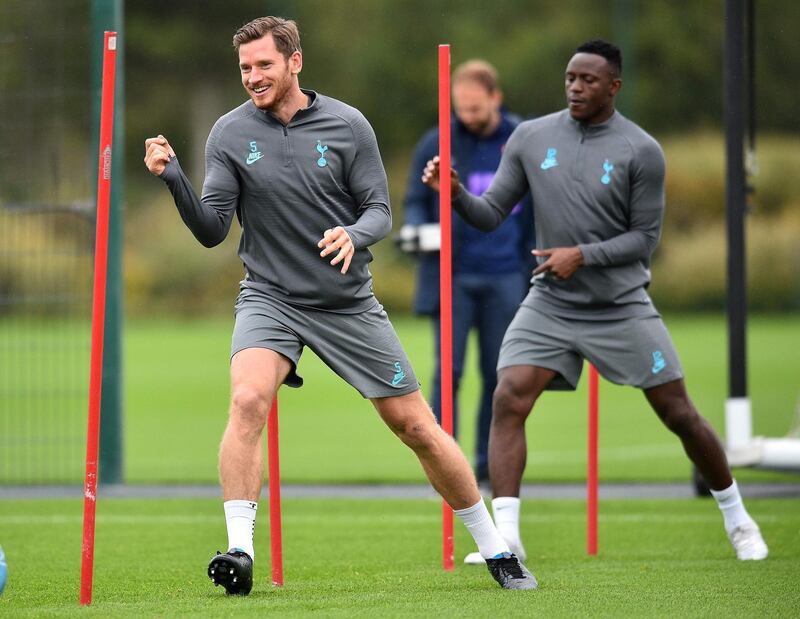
[725,397,752,449]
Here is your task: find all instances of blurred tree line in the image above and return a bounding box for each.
[1,0,798,315]
[124,0,799,184]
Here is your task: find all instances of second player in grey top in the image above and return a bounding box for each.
[422,38,768,568]
[453,108,666,319]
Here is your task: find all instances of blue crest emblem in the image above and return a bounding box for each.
[316,140,328,167]
[601,159,614,184]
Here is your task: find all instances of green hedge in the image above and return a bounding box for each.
[2,133,798,316]
[75,132,800,315]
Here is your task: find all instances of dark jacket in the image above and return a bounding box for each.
[403,110,535,314]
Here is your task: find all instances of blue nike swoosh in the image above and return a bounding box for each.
[246,154,263,165]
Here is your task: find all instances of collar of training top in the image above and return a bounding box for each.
[566,108,619,134]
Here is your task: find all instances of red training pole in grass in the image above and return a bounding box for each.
[80,31,118,606]
[438,44,454,572]
[267,396,284,586]
[587,364,599,556]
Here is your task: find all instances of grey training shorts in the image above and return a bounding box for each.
[498,303,684,391]
[231,287,419,399]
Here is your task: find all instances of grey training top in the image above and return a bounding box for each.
[453,109,665,319]
[160,90,391,313]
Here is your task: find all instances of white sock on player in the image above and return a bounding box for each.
[454,499,511,559]
[224,499,258,560]
[492,496,527,559]
[709,479,754,532]
[710,480,768,560]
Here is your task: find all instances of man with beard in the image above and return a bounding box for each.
[144,16,538,595]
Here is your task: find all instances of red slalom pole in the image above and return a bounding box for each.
[80,31,118,606]
[438,43,454,572]
[587,364,599,556]
[267,396,284,586]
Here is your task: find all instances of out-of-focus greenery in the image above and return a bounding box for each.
[651,133,800,312]
[106,0,800,314]
[115,314,800,484]
[5,313,795,483]
[1,0,799,314]
[124,133,800,315]
[122,0,799,189]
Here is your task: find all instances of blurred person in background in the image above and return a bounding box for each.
[401,60,534,493]
[424,39,767,567]
[144,16,538,594]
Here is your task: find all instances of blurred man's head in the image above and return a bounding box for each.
[234,16,303,111]
[452,60,503,137]
[565,39,622,125]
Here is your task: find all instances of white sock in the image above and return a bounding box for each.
[454,499,510,559]
[492,496,522,546]
[224,499,258,560]
[709,479,755,533]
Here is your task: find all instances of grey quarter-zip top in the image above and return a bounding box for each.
[453,109,666,319]
[160,90,391,313]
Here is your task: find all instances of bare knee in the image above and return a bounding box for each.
[657,401,703,437]
[393,415,442,451]
[373,391,450,455]
[229,384,270,437]
[646,379,710,438]
[381,403,441,452]
[493,377,536,423]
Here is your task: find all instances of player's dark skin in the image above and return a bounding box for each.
[487,52,734,498]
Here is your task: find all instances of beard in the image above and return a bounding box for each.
[464,117,491,135]
[250,66,294,112]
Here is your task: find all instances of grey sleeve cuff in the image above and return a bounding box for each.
[158,157,233,248]
[344,203,392,249]
[577,243,600,266]
[158,156,181,182]
[577,228,659,267]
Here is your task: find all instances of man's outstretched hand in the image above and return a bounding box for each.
[421,155,461,196]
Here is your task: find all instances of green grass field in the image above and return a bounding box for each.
[2,313,799,484]
[122,313,800,484]
[2,314,799,616]
[1,497,798,616]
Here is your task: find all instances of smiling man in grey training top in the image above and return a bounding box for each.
[144,15,537,595]
[423,39,768,566]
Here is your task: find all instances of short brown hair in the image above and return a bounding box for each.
[232,16,302,58]
[452,60,499,93]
